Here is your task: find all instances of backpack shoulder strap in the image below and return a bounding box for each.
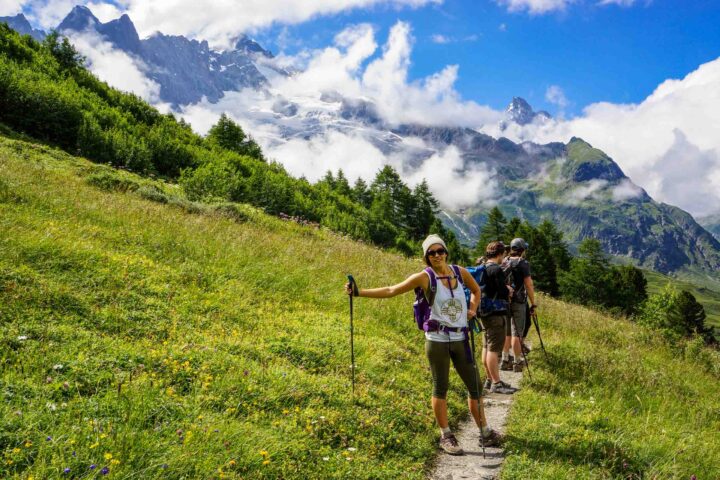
[424,267,437,306]
[450,264,463,286]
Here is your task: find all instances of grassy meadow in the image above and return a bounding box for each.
[1,134,719,478]
[644,269,720,331]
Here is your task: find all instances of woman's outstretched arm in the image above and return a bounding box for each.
[347,271,428,299]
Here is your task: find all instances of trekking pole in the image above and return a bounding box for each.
[531,311,548,363]
[509,312,532,382]
[346,275,358,400]
[468,316,486,459]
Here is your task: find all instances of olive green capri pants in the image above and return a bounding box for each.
[425,339,481,400]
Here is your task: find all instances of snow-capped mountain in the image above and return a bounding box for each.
[54,6,275,105]
[3,8,720,275]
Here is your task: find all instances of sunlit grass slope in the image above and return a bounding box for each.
[1,135,719,479]
[0,136,446,479]
[502,297,720,479]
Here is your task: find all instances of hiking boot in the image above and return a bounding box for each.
[483,378,491,392]
[521,342,531,355]
[479,429,502,448]
[500,358,513,371]
[490,380,517,394]
[513,360,526,372]
[439,433,464,455]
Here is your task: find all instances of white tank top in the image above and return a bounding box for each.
[424,270,468,343]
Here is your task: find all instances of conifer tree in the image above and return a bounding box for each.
[410,180,439,240]
[370,166,412,229]
[352,178,372,208]
[475,206,507,254]
[335,169,352,197]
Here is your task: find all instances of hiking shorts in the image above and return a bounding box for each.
[425,340,481,400]
[510,302,527,337]
[504,314,511,336]
[480,314,505,353]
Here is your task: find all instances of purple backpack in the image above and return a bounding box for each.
[413,265,463,330]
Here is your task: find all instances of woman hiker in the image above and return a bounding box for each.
[345,234,501,455]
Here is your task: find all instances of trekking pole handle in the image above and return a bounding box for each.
[346,274,359,297]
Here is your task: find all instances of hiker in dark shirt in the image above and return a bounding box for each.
[480,241,516,394]
[504,238,536,372]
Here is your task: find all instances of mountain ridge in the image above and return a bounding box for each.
[2,9,718,278]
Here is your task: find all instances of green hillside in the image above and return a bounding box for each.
[644,269,720,331]
[1,136,719,478]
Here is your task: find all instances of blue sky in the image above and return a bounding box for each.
[251,0,720,116]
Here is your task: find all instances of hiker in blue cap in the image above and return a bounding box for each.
[345,234,501,455]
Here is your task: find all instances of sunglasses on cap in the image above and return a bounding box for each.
[426,248,447,257]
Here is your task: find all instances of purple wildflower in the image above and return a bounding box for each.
[691,476,697,480]
[162,464,168,469]
[90,464,97,470]
[101,466,110,475]
[243,370,249,376]
[63,467,71,474]
[46,436,52,441]
[72,451,76,457]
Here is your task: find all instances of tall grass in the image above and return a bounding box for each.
[502,297,720,479]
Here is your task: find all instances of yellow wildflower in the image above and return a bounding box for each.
[262,460,270,465]
[104,453,113,460]
[260,450,268,457]
[24,441,32,448]
[12,448,20,453]
[110,459,120,466]
[229,460,236,466]
[89,442,99,449]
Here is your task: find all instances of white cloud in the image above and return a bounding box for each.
[651,130,720,217]
[566,179,607,204]
[25,0,76,28]
[495,0,576,14]
[64,29,163,104]
[484,56,720,217]
[545,85,568,110]
[611,178,644,201]
[598,0,637,6]
[0,0,25,16]
[85,1,122,22]
[117,0,440,48]
[496,0,641,14]
[431,33,479,44]
[401,146,498,209]
[431,33,450,44]
[180,94,498,210]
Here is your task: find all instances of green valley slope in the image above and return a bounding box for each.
[1,135,719,479]
[444,137,720,299]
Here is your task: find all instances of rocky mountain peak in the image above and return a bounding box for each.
[58,5,99,32]
[0,13,45,40]
[97,13,141,53]
[234,34,273,58]
[503,97,551,127]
